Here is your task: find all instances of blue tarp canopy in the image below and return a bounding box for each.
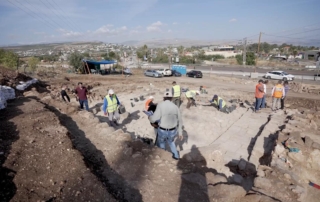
[82,59,116,65]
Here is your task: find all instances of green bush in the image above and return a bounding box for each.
[236,52,256,65]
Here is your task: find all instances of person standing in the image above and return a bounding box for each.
[103,89,121,127]
[172,81,181,107]
[185,90,199,109]
[254,80,265,113]
[74,82,89,111]
[271,80,285,111]
[281,81,289,110]
[149,90,183,160]
[61,85,70,102]
[260,80,268,108]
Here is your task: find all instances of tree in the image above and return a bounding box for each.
[236,52,256,65]
[177,46,184,55]
[69,52,83,71]
[28,57,40,72]
[0,49,19,69]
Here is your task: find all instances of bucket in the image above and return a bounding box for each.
[118,105,126,114]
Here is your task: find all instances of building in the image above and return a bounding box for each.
[303,50,320,61]
[204,46,241,58]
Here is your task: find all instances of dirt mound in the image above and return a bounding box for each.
[0,66,32,87]
[0,97,116,202]
[0,66,48,96]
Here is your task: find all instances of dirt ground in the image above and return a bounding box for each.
[1,69,320,202]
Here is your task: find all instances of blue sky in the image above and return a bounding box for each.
[0,0,319,46]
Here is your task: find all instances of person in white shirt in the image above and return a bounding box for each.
[260,80,268,108]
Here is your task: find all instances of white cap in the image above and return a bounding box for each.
[196,90,200,94]
[149,96,154,100]
[108,89,114,94]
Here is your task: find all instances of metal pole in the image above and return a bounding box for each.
[256,32,262,73]
[243,38,247,66]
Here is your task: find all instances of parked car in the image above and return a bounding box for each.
[263,71,294,81]
[144,70,163,78]
[156,68,172,76]
[186,70,203,78]
[171,70,182,77]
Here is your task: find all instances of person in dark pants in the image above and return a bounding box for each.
[61,85,70,102]
[255,80,265,113]
[74,82,89,111]
[281,81,289,110]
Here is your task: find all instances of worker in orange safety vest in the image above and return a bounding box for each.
[271,80,285,111]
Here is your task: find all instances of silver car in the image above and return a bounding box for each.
[144,70,163,78]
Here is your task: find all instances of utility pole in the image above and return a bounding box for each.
[242,38,247,66]
[255,32,262,72]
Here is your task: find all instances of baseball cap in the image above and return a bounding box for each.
[213,94,218,99]
[108,89,114,94]
[164,90,173,97]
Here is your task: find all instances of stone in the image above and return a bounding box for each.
[207,174,228,184]
[288,152,305,163]
[284,173,291,179]
[304,136,314,148]
[231,174,243,185]
[208,184,246,199]
[289,132,304,146]
[274,144,285,155]
[242,194,262,202]
[258,165,273,171]
[257,169,265,177]
[310,120,318,130]
[132,152,142,158]
[312,142,320,150]
[254,177,271,189]
[307,149,320,170]
[238,158,247,171]
[121,112,130,120]
[291,185,305,194]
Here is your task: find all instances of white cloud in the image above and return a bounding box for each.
[57,28,82,37]
[167,29,172,33]
[172,22,178,25]
[94,25,127,36]
[229,18,237,22]
[146,21,164,32]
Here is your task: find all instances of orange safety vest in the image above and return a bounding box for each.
[145,99,152,110]
[255,84,264,98]
[273,84,284,98]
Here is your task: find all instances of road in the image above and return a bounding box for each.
[186,65,319,76]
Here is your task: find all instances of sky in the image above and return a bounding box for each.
[0,0,320,46]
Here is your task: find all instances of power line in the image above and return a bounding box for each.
[43,0,80,32]
[36,0,70,30]
[6,0,57,30]
[51,0,82,32]
[268,22,320,36]
[23,0,68,30]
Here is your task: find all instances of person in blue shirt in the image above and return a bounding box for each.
[103,89,121,127]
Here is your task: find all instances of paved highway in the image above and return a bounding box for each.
[186,65,319,77]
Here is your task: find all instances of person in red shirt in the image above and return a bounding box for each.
[74,82,89,111]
